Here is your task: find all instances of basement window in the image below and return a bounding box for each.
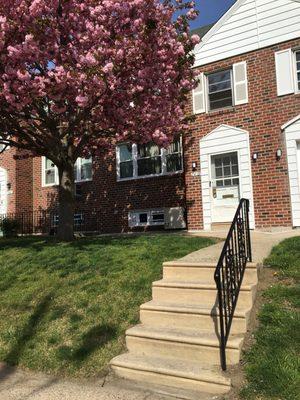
[128,209,165,228]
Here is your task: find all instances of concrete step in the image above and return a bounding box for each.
[140,300,251,334]
[152,280,257,309]
[163,261,258,285]
[110,353,232,395]
[211,222,231,231]
[126,325,244,366]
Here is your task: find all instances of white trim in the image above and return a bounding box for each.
[281,114,300,130]
[199,0,247,45]
[284,116,300,227]
[42,157,93,187]
[294,49,300,94]
[116,139,183,182]
[193,0,300,68]
[0,167,8,215]
[199,124,255,230]
[41,157,58,187]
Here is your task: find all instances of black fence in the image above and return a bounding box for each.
[0,210,102,235]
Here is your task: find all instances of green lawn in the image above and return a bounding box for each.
[241,237,300,400]
[0,234,215,378]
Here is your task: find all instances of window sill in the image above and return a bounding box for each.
[207,107,236,116]
[117,170,183,183]
[42,179,93,188]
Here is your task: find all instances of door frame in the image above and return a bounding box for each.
[208,150,242,223]
[199,124,255,230]
[283,114,300,227]
[0,167,8,215]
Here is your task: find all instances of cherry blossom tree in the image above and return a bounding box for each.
[0,0,199,241]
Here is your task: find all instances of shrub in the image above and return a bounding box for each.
[0,217,20,237]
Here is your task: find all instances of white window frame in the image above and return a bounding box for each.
[74,157,93,182]
[294,49,300,94]
[206,68,234,112]
[116,138,183,182]
[128,209,165,228]
[42,157,93,187]
[42,157,59,187]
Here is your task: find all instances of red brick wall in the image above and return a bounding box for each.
[32,154,186,233]
[185,38,300,230]
[0,148,34,214]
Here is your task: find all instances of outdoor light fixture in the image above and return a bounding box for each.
[276,149,282,160]
[192,162,197,171]
[7,183,11,190]
[252,152,258,162]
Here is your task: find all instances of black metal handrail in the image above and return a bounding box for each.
[214,198,252,371]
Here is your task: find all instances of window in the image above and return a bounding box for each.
[207,69,233,111]
[295,50,300,92]
[128,209,165,227]
[52,213,83,227]
[42,157,93,187]
[211,152,239,187]
[137,143,162,176]
[166,140,182,173]
[193,62,248,113]
[44,158,57,186]
[117,138,182,181]
[74,157,92,182]
[119,144,134,179]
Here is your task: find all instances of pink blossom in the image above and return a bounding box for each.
[103,62,114,74]
[0,0,198,153]
[75,95,89,108]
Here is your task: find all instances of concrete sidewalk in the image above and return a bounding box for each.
[0,363,175,400]
[179,228,300,264]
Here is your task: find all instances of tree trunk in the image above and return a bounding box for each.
[57,160,75,241]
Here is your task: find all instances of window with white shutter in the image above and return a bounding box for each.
[233,62,248,105]
[193,73,206,114]
[275,49,295,96]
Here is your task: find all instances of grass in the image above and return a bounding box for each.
[0,233,216,378]
[241,237,300,400]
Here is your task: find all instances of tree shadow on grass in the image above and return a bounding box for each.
[58,323,117,364]
[3,293,53,367]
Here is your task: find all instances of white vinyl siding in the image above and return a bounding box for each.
[42,157,92,187]
[199,125,255,230]
[194,0,300,68]
[284,115,300,227]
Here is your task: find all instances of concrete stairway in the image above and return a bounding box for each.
[110,260,259,397]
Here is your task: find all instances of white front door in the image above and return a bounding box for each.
[0,168,7,215]
[210,151,240,223]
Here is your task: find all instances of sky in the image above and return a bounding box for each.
[190,0,236,29]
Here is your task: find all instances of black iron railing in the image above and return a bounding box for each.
[214,198,252,371]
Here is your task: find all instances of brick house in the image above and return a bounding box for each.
[0,0,300,233]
